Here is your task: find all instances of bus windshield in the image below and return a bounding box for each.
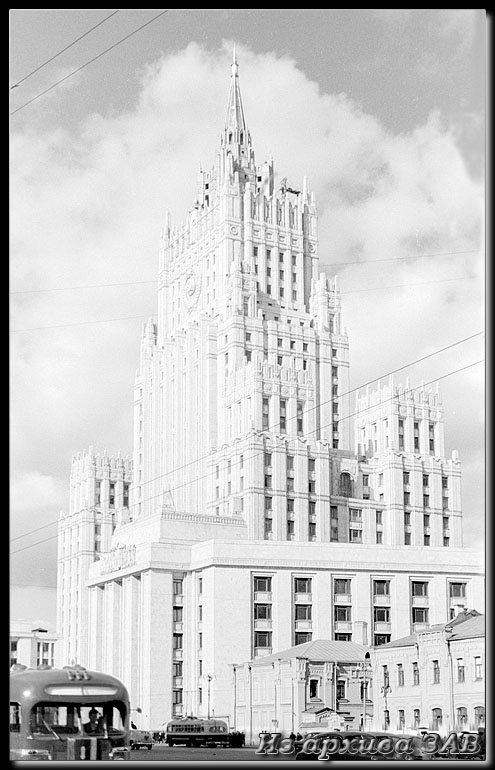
[29,703,126,737]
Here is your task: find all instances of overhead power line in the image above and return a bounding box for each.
[10,10,170,116]
[9,249,481,296]
[10,274,480,332]
[10,10,120,90]
[10,337,484,553]
[10,358,484,556]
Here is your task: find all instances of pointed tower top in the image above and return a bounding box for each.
[225,46,246,134]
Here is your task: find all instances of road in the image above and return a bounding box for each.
[126,745,260,761]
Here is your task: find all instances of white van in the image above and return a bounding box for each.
[129,729,153,750]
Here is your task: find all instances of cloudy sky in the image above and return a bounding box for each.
[10,10,485,625]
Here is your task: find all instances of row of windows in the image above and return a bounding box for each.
[253,576,466,598]
[383,706,484,730]
[404,492,450,510]
[95,481,130,508]
[384,657,483,688]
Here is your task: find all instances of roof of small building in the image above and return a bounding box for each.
[374,610,484,649]
[245,638,368,666]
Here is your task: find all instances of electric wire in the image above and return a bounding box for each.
[9,249,481,295]
[10,10,170,116]
[10,356,484,555]
[10,10,120,89]
[10,274,480,332]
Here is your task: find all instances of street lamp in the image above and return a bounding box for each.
[203,674,215,719]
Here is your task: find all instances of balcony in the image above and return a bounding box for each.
[449,596,466,607]
[413,622,429,632]
[254,619,272,630]
[334,593,352,604]
[334,621,352,632]
[254,647,272,658]
[411,595,429,607]
[374,621,391,633]
[373,594,391,605]
[295,592,312,603]
[295,619,312,631]
[349,520,363,529]
[255,591,272,603]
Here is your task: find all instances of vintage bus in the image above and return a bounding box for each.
[164,716,230,747]
[10,663,131,761]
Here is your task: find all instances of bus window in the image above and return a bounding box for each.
[10,703,21,733]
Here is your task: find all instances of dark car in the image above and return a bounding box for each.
[294,731,424,761]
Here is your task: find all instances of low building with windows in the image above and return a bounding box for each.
[10,620,59,669]
[368,609,485,733]
[232,638,373,737]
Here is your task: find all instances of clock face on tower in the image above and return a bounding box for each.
[183,271,201,309]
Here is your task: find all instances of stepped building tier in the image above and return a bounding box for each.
[57,52,483,734]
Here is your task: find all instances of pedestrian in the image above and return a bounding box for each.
[289,732,296,742]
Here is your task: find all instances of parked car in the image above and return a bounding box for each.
[129,729,153,750]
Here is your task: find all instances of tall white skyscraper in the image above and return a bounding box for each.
[57,53,483,734]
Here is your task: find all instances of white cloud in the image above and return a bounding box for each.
[10,42,484,586]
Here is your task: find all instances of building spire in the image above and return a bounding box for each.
[225,45,246,135]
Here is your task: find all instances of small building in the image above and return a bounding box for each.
[369,609,484,733]
[232,638,373,742]
[10,620,59,669]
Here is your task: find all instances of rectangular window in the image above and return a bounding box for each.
[412,662,420,685]
[442,476,449,489]
[457,658,465,682]
[423,495,430,508]
[423,474,429,487]
[334,633,352,641]
[433,660,440,684]
[376,511,383,525]
[294,577,312,594]
[413,709,421,728]
[254,576,272,592]
[123,483,129,508]
[429,423,435,453]
[198,633,202,648]
[295,632,312,645]
[295,605,312,621]
[287,519,295,536]
[173,607,183,622]
[412,607,429,624]
[424,534,430,545]
[373,580,390,596]
[349,528,362,543]
[374,607,390,622]
[335,606,351,621]
[172,634,183,649]
[334,578,350,594]
[474,656,482,679]
[264,474,272,489]
[254,604,272,620]
[173,579,183,595]
[423,514,430,527]
[398,419,405,451]
[411,581,428,597]
[287,498,294,514]
[173,690,183,705]
[397,664,404,686]
[374,634,391,646]
[404,512,411,526]
[404,532,411,544]
[309,501,316,515]
[280,399,287,432]
[262,397,270,430]
[449,582,466,597]
[404,491,410,505]
[109,482,115,508]
[173,662,183,677]
[95,481,101,505]
[349,508,362,522]
[297,402,304,435]
[254,631,272,648]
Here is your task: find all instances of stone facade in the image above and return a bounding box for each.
[56,54,484,734]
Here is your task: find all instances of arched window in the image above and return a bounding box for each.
[339,472,352,497]
[240,131,244,143]
[456,707,468,727]
[474,706,485,726]
[432,708,442,730]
